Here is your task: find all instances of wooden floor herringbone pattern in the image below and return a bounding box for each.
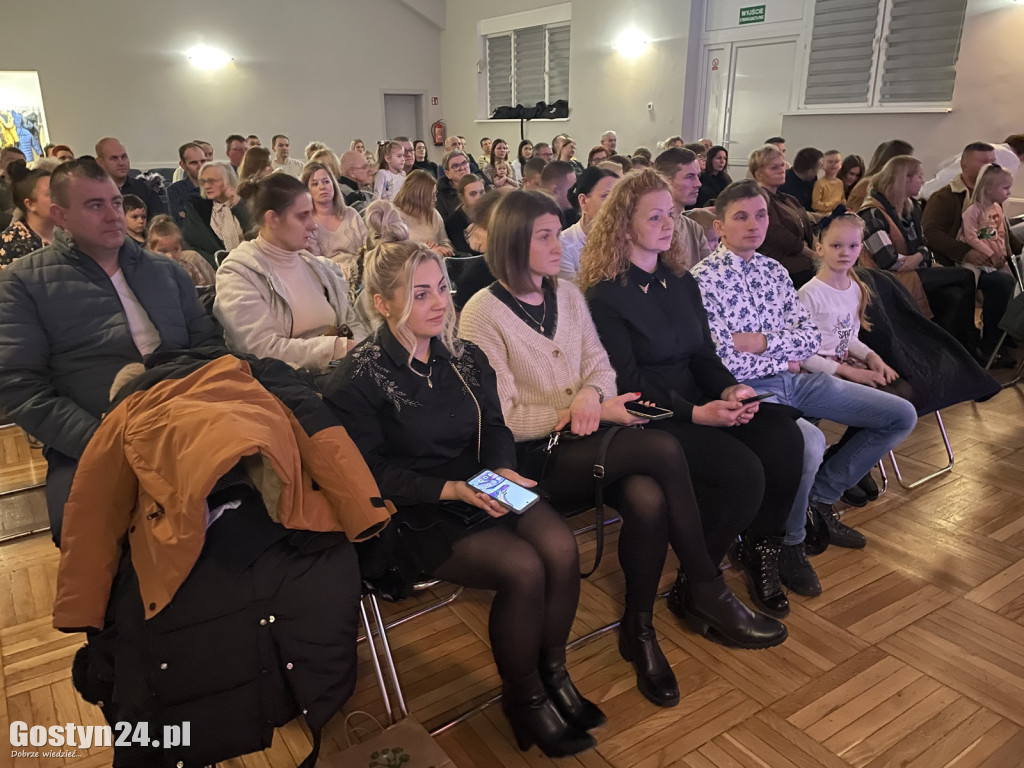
[2,387,1024,767]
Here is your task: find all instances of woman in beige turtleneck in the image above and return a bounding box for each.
[214,173,368,374]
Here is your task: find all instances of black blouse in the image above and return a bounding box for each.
[695,170,732,208]
[323,324,516,507]
[585,263,737,421]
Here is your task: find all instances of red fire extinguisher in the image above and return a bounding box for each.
[431,120,446,147]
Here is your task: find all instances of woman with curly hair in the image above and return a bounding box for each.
[579,169,806,620]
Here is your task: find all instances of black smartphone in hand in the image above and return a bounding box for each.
[740,393,775,405]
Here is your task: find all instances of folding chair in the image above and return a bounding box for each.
[878,410,954,490]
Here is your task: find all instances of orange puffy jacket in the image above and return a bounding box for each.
[53,354,393,631]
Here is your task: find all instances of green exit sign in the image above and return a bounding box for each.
[739,4,766,24]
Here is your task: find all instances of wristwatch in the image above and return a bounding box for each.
[584,384,605,403]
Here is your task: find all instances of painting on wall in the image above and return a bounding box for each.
[0,71,50,162]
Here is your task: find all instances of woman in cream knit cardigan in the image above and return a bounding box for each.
[459,191,786,711]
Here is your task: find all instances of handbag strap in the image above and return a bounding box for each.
[448,360,481,462]
[581,426,623,578]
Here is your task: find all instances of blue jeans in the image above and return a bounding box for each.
[743,372,918,545]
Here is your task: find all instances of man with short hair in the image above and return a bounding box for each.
[225,134,246,171]
[922,141,1018,363]
[0,157,221,543]
[479,136,492,167]
[167,142,205,221]
[173,140,214,182]
[600,130,617,155]
[393,136,415,174]
[654,147,712,266]
[764,136,786,157]
[521,157,546,190]
[94,137,166,219]
[540,160,578,228]
[271,134,304,177]
[922,133,1024,199]
[246,134,262,149]
[533,142,553,164]
[691,180,917,600]
[338,150,374,212]
[436,150,473,220]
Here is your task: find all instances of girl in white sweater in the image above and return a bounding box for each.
[797,213,898,387]
[459,190,787,711]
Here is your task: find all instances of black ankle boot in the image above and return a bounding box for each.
[809,500,866,549]
[501,674,595,757]
[668,572,788,649]
[538,649,606,731]
[857,472,880,501]
[618,610,679,707]
[730,535,790,618]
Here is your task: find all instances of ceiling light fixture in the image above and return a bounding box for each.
[186,45,232,69]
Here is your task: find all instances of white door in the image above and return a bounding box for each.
[699,38,797,174]
[727,40,797,166]
[383,94,422,142]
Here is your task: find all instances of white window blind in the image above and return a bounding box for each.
[804,0,879,105]
[879,0,967,103]
[485,23,571,113]
[803,0,968,108]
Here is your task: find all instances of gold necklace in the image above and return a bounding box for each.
[509,291,547,333]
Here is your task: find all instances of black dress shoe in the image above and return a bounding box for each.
[857,472,880,501]
[502,678,595,757]
[668,572,788,648]
[539,651,606,731]
[729,535,790,618]
[618,610,679,707]
[778,543,822,597]
[809,500,866,549]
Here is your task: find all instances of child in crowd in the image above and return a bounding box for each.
[146,215,216,287]
[373,140,407,202]
[492,159,519,190]
[797,213,899,387]
[958,162,1014,278]
[123,195,148,244]
[812,150,845,214]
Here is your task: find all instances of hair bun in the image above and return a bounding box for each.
[364,200,409,244]
[236,178,259,201]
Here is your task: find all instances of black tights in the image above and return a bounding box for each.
[539,428,721,614]
[433,501,579,682]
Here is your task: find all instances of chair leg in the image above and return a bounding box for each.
[876,462,888,496]
[888,412,954,490]
[359,596,396,725]
[985,331,1009,370]
[368,593,409,722]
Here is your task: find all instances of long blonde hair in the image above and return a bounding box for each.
[817,213,874,331]
[577,168,689,292]
[868,155,922,216]
[362,239,461,364]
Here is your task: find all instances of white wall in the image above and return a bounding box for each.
[780,0,1024,196]
[441,0,694,156]
[0,0,445,167]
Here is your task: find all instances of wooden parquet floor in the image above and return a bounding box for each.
[2,386,1024,767]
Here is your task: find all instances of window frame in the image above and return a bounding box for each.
[796,0,968,113]
[479,4,572,119]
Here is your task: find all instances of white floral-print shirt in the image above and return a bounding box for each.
[690,245,821,381]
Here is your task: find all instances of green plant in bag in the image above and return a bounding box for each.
[368,746,435,767]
